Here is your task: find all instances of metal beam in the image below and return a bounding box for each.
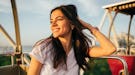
[0,24,16,49]
[11,0,22,65]
[10,0,22,53]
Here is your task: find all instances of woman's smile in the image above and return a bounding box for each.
[52,28,60,33]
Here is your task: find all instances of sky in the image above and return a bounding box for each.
[0,0,135,47]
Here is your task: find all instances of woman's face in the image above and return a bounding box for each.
[50,9,73,38]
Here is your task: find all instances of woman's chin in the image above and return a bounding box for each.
[52,34,58,38]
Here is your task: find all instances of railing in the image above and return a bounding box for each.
[99,56,129,75]
[80,56,129,75]
[0,53,30,75]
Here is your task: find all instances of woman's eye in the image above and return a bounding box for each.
[57,18,63,21]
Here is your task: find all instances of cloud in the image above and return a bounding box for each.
[0,0,101,17]
[0,0,57,15]
[15,0,57,16]
[0,0,12,13]
[77,0,101,17]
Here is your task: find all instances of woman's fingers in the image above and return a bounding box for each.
[78,18,100,34]
[78,18,92,28]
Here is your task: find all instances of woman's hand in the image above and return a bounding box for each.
[78,18,92,29]
[78,18,99,34]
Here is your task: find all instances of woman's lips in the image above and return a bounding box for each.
[52,28,59,32]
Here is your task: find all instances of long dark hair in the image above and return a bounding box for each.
[38,4,92,71]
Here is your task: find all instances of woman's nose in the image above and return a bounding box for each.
[51,20,57,26]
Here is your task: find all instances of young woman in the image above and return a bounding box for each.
[28,4,116,75]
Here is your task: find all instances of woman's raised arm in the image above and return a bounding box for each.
[79,18,116,57]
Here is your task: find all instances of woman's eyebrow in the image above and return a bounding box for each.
[50,16,65,20]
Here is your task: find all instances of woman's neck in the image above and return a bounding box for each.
[58,34,72,55]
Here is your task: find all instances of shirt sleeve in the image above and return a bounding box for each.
[29,45,46,64]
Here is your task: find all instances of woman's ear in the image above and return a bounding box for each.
[71,24,75,30]
[70,21,75,30]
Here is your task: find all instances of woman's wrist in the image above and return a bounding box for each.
[89,27,99,35]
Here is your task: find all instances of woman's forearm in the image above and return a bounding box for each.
[79,18,116,56]
[87,25,116,55]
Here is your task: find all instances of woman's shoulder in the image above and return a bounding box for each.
[30,38,53,64]
[30,37,53,57]
[33,37,53,50]
[35,37,52,46]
